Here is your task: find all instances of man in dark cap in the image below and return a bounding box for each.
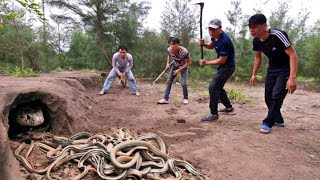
[248,14,298,134]
[198,18,236,122]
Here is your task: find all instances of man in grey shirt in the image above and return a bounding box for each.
[98,45,140,96]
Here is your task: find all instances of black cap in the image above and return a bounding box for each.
[248,14,267,26]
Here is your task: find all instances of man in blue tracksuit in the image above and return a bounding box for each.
[248,14,298,134]
[198,18,236,122]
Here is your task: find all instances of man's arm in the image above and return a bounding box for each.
[166,55,171,69]
[174,58,192,75]
[200,56,227,66]
[199,39,214,49]
[250,51,262,85]
[285,46,298,93]
[204,41,214,49]
[112,54,121,75]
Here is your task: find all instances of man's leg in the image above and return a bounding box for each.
[270,72,288,124]
[180,68,189,100]
[209,69,231,115]
[163,66,177,101]
[219,67,235,109]
[263,72,288,127]
[126,70,138,93]
[101,68,118,92]
[263,72,276,127]
[219,89,232,107]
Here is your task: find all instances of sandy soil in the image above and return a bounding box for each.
[0,72,319,180]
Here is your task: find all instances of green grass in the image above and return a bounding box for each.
[53,67,97,72]
[189,81,209,95]
[189,81,254,105]
[79,68,97,72]
[53,67,65,72]
[226,86,254,104]
[98,75,105,84]
[0,66,9,75]
[10,66,38,77]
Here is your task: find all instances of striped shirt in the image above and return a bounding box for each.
[167,46,190,67]
[253,29,292,72]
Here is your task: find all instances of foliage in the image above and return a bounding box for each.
[53,67,64,72]
[10,66,38,77]
[0,0,44,27]
[188,66,214,86]
[224,0,259,80]
[45,0,151,67]
[226,85,253,104]
[0,0,320,88]
[65,30,103,70]
[160,0,199,47]
[131,30,169,78]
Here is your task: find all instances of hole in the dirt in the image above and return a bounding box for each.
[8,99,53,141]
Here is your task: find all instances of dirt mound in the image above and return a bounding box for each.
[0,72,319,179]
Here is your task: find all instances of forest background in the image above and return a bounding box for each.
[1,0,319,86]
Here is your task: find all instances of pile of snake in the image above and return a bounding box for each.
[14,128,206,179]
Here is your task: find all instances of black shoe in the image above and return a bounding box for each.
[201,114,219,122]
[218,107,236,115]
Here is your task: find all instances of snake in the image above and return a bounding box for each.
[14,142,51,174]
[110,140,205,178]
[137,133,167,153]
[13,130,206,179]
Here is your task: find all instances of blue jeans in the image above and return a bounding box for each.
[209,66,235,115]
[164,65,188,100]
[102,67,138,93]
[263,71,289,127]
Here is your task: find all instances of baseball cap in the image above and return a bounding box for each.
[208,18,221,29]
[248,14,267,26]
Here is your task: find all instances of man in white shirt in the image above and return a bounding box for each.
[98,45,140,96]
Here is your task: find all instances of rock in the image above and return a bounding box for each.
[27,173,43,180]
[176,119,186,123]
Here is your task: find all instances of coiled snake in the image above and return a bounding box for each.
[14,128,206,179]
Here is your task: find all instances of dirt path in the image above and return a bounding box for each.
[96,80,320,180]
[0,72,319,179]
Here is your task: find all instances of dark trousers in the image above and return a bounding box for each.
[263,71,289,127]
[209,66,235,115]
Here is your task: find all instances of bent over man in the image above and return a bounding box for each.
[157,37,192,105]
[99,45,140,96]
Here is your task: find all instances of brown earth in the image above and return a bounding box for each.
[0,72,319,180]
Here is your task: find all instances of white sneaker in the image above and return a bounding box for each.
[98,89,105,95]
[134,92,140,96]
[183,99,188,105]
[157,99,169,104]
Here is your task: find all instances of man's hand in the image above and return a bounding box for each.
[120,72,126,78]
[199,59,207,66]
[198,39,205,46]
[166,63,171,69]
[250,75,256,86]
[173,69,180,76]
[286,77,297,94]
